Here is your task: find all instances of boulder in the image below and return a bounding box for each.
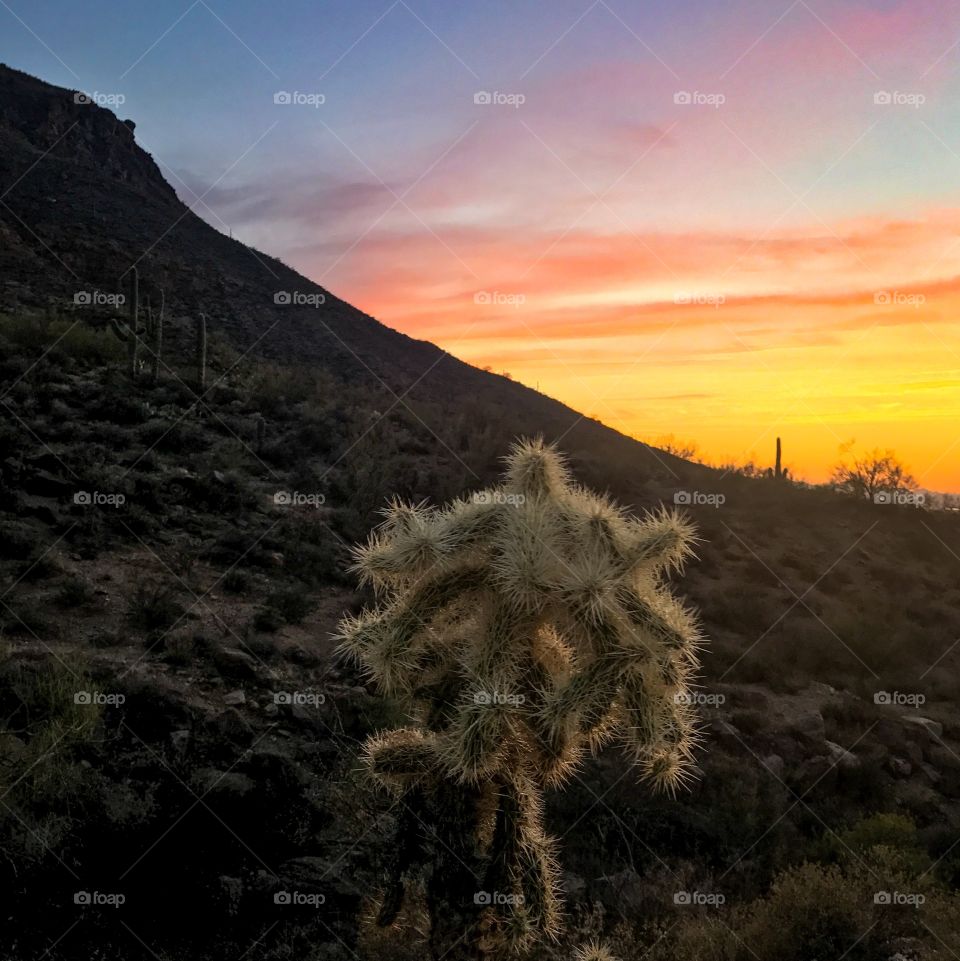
[903,716,943,740]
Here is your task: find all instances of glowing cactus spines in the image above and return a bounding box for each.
[337,438,704,959]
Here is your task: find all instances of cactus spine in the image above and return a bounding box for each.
[196,313,207,390]
[337,439,703,959]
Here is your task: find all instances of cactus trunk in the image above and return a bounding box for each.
[128,267,139,378]
[775,436,783,479]
[196,313,207,390]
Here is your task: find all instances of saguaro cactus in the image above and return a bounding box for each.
[775,437,783,480]
[146,288,164,383]
[338,438,702,960]
[109,267,141,377]
[195,313,207,390]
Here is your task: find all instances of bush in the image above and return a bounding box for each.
[127,583,184,632]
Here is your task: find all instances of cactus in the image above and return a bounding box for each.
[195,312,207,390]
[254,413,266,453]
[109,267,141,378]
[147,288,164,383]
[337,438,702,960]
[775,437,783,480]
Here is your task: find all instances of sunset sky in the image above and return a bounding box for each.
[6,0,960,489]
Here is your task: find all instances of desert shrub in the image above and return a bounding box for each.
[221,569,251,594]
[56,574,96,607]
[127,583,184,632]
[253,606,285,633]
[264,584,312,625]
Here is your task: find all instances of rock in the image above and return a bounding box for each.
[825,740,860,771]
[199,769,256,797]
[593,868,647,915]
[223,689,246,706]
[889,757,912,778]
[28,469,74,497]
[215,648,259,680]
[279,856,363,899]
[785,710,826,749]
[218,875,243,915]
[170,729,190,752]
[563,872,586,900]
[792,755,836,791]
[903,716,943,740]
[763,754,785,780]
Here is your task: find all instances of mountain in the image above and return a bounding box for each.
[2,63,960,961]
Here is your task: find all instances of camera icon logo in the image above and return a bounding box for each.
[673,491,692,505]
[474,91,492,105]
[873,491,891,504]
[74,92,92,105]
[74,291,92,305]
[74,891,91,904]
[674,891,691,905]
[474,291,492,305]
[274,891,292,905]
[274,91,292,105]
[874,891,892,905]
[74,491,92,506]
[74,691,92,705]
[473,691,492,706]
[274,491,292,505]
[874,91,892,105]
[674,91,692,105]
[874,290,891,305]
[474,891,492,905]
[274,291,292,305]
[274,692,293,705]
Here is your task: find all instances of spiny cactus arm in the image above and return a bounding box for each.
[502,436,572,499]
[619,672,699,793]
[364,729,445,791]
[616,508,698,576]
[616,585,702,656]
[444,698,510,782]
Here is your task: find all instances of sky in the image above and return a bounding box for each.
[4,0,960,490]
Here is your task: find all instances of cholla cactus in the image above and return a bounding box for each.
[337,438,703,960]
